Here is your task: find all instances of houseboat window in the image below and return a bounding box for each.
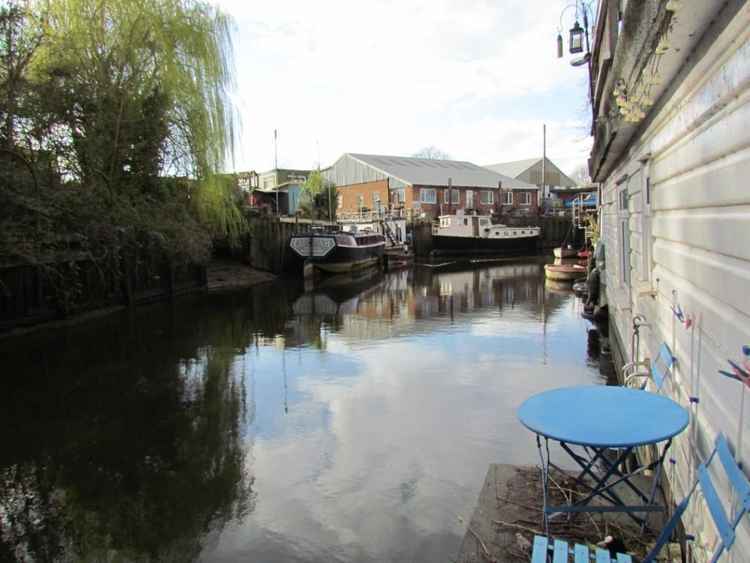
[463,219,468,226]
[520,192,531,206]
[480,219,489,226]
[420,189,437,204]
[503,191,513,205]
[480,191,494,205]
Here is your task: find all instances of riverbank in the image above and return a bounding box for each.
[456,464,668,562]
[207,259,276,291]
[0,260,276,340]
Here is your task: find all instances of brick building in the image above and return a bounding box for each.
[324,153,538,219]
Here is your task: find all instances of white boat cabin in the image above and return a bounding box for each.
[433,212,540,240]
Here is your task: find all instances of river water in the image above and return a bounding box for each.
[0,259,606,562]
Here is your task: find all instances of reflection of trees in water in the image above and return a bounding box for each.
[0,286,302,561]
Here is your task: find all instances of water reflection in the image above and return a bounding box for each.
[0,260,602,562]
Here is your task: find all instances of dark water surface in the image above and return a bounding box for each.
[0,260,605,562]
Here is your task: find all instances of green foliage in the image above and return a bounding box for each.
[299,170,336,220]
[0,0,247,304]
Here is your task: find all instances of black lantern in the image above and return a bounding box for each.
[557,32,563,58]
[569,21,584,54]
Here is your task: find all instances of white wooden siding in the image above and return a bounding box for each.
[600,6,750,561]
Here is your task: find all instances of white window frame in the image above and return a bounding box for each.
[519,192,531,206]
[420,188,437,204]
[466,190,475,208]
[503,191,513,205]
[373,192,381,208]
[337,194,343,209]
[480,190,494,205]
[445,189,459,204]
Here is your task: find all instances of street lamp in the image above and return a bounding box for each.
[569,21,584,54]
[556,2,592,64]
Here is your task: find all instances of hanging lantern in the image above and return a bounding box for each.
[557,32,563,58]
[569,21,584,54]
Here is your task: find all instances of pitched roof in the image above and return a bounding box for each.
[483,157,577,187]
[484,158,541,179]
[347,153,534,189]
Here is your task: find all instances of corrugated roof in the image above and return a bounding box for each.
[347,153,534,189]
[483,158,541,178]
[483,157,577,187]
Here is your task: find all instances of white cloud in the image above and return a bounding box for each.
[215,0,592,176]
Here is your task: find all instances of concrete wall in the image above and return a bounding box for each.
[599,5,750,560]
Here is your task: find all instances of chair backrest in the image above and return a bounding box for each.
[644,433,750,562]
[650,342,675,393]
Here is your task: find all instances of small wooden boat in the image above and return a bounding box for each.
[553,246,577,259]
[544,263,586,282]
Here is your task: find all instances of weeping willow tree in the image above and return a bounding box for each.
[25,0,245,241]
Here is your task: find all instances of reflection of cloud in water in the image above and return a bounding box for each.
[210,322,603,562]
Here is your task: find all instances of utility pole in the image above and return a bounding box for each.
[274,129,279,215]
[542,124,547,203]
[448,177,452,215]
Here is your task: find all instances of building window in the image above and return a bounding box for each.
[392,188,405,204]
[480,191,494,205]
[337,194,343,209]
[420,188,437,204]
[444,189,459,204]
[357,194,364,209]
[503,191,513,205]
[373,192,381,209]
[519,192,531,206]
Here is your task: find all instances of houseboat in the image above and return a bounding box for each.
[288,226,385,277]
[431,212,540,255]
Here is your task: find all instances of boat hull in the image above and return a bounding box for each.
[553,247,578,259]
[432,234,539,256]
[288,233,385,276]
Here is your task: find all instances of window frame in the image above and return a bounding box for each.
[503,191,513,205]
[480,190,494,205]
[519,192,531,206]
[420,188,437,204]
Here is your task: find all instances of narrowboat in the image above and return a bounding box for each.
[288,227,385,276]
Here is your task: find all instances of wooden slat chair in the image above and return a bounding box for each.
[530,433,750,563]
[531,536,631,562]
[623,342,675,393]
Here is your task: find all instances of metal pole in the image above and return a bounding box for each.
[274,129,279,215]
[448,177,452,214]
[542,124,546,202]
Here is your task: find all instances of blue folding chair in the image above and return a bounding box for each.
[623,342,675,393]
[530,433,750,562]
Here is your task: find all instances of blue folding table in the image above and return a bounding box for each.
[518,385,689,528]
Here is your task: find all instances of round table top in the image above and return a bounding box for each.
[517,385,689,448]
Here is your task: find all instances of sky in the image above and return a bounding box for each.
[215,0,593,178]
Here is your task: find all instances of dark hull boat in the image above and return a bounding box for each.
[288,230,385,276]
[433,233,540,255]
[432,213,541,256]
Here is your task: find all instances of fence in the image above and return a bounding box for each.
[0,251,206,333]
